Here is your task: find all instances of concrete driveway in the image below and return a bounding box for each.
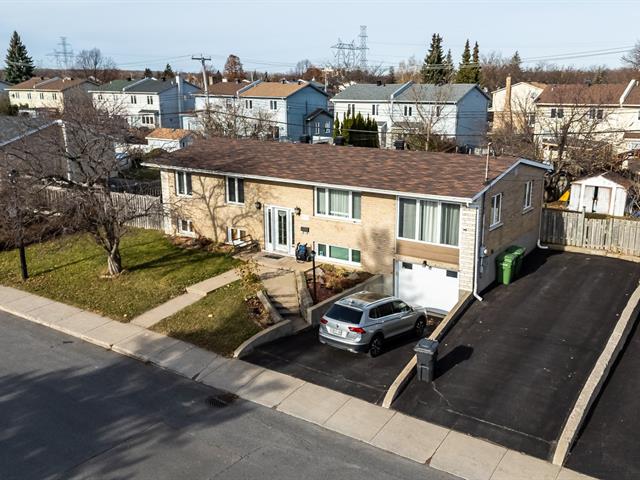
[566,314,640,480]
[393,250,640,461]
[244,328,418,405]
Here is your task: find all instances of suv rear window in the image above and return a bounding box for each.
[325,304,363,324]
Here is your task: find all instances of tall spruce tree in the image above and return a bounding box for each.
[162,63,174,78]
[443,49,455,83]
[4,31,34,84]
[421,34,446,84]
[471,41,481,83]
[143,67,153,78]
[455,40,473,83]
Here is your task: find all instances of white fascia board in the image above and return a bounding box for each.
[141,161,473,204]
[471,158,552,202]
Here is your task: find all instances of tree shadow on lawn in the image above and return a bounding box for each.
[0,353,278,480]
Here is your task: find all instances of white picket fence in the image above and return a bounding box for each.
[41,187,163,231]
[542,208,640,256]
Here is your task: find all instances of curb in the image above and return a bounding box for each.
[552,282,640,465]
[233,319,293,358]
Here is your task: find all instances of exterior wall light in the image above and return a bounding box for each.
[294,207,301,215]
[254,201,262,210]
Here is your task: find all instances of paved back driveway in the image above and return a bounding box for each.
[566,312,640,480]
[244,328,418,404]
[393,250,640,460]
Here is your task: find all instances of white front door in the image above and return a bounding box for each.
[265,206,293,254]
[396,261,459,313]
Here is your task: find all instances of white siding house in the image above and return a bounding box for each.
[90,76,200,129]
[490,78,545,132]
[331,81,489,149]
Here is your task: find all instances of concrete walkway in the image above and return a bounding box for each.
[0,285,595,480]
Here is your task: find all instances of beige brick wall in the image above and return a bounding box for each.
[163,170,397,274]
[458,205,478,293]
[478,164,546,291]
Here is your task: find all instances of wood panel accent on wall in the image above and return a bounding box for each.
[396,239,460,267]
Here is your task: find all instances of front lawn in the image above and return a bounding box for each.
[0,229,239,321]
[151,281,263,356]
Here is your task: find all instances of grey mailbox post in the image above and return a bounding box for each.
[414,338,439,382]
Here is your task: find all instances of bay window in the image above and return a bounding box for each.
[315,187,361,220]
[398,198,460,247]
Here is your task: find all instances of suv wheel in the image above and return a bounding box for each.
[369,334,384,358]
[414,317,426,338]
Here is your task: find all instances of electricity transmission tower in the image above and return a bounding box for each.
[331,25,368,71]
[53,36,74,73]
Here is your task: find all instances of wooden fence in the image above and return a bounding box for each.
[41,187,163,231]
[542,208,640,256]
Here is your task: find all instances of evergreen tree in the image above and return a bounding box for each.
[143,67,153,78]
[371,119,380,148]
[421,34,446,84]
[263,71,270,81]
[388,66,396,84]
[162,63,174,78]
[509,51,522,70]
[4,31,34,84]
[341,111,352,144]
[471,41,481,83]
[455,40,473,83]
[443,49,455,83]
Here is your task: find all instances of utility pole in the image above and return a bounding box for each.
[192,54,211,96]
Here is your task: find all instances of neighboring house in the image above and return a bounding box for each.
[331,81,489,149]
[143,137,549,314]
[305,108,333,141]
[0,79,10,91]
[146,128,194,152]
[568,172,633,216]
[90,76,200,129]
[185,80,329,141]
[490,77,545,132]
[7,76,97,115]
[182,80,257,131]
[534,79,640,159]
[0,116,91,181]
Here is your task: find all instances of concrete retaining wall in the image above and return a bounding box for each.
[296,271,314,324]
[306,274,393,326]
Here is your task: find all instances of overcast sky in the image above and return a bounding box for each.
[0,0,637,74]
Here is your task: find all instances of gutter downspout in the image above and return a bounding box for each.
[537,180,549,250]
[473,195,484,302]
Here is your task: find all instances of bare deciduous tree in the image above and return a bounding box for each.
[622,41,640,70]
[198,99,277,140]
[75,48,118,82]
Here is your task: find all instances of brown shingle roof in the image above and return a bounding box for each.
[537,83,630,106]
[9,77,96,92]
[240,82,323,98]
[205,82,251,96]
[145,137,541,200]
[146,128,192,141]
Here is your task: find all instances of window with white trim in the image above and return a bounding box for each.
[175,171,192,196]
[177,218,194,235]
[397,198,460,247]
[316,242,361,265]
[130,95,137,104]
[270,100,278,110]
[141,115,155,125]
[315,187,361,220]
[27,92,31,99]
[245,99,253,109]
[226,227,247,244]
[372,104,379,116]
[147,95,153,105]
[39,92,44,100]
[523,180,533,211]
[52,93,57,100]
[226,177,245,204]
[97,94,103,101]
[404,105,412,116]
[490,193,502,227]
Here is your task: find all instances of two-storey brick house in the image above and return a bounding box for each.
[143,138,549,314]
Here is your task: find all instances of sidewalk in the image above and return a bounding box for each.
[0,285,594,480]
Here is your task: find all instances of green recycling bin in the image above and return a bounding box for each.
[505,246,526,277]
[496,252,517,285]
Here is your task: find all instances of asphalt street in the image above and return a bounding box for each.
[0,311,456,480]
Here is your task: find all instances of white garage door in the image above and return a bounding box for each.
[396,261,459,313]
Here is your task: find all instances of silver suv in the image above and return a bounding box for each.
[318,291,427,357]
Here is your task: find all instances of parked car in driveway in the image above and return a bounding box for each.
[319,291,427,357]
